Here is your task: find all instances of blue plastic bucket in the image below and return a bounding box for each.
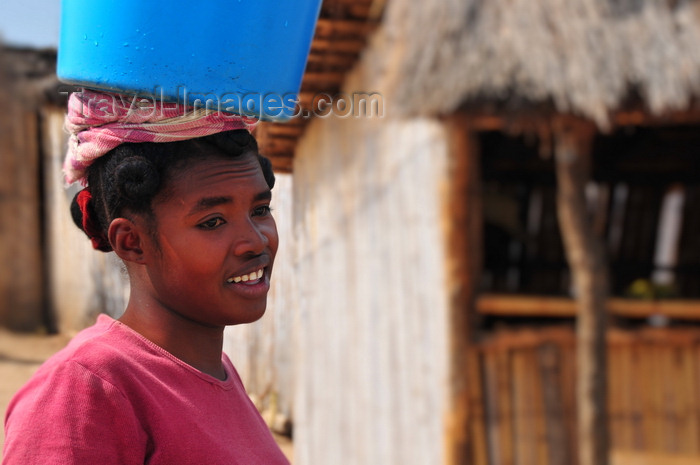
[57,0,322,121]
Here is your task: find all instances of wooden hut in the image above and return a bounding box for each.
[284,1,700,464]
[0,47,58,331]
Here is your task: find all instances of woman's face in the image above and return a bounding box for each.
[142,152,278,328]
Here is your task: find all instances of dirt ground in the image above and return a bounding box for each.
[0,328,293,462]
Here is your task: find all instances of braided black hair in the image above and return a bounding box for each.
[70,129,275,252]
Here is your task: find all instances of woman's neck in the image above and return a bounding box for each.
[119,293,227,381]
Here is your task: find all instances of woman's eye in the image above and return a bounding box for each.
[198,217,225,230]
[253,206,272,217]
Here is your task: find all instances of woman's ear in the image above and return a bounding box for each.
[108,217,146,263]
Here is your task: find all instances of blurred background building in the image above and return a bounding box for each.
[2,1,700,465]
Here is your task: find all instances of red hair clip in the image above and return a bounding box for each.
[76,189,111,251]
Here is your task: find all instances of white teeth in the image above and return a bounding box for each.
[227,268,264,284]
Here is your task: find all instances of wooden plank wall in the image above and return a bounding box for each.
[224,173,295,434]
[0,50,45,331]
[291,113,452,465]
[468,326,700,465]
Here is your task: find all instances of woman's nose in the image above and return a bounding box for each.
[232,219,269,256]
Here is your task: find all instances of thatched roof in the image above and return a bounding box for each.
[382,0,700,127]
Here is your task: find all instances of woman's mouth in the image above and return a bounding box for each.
[226,268,264,285]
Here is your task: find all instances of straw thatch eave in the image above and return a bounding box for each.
[382,0,700,128]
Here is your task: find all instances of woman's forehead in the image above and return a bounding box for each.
[159,154,266,201]
[171,152,261,182]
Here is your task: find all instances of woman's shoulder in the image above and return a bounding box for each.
[3,314,152,464]
[25,314,156,389]
[47,314,130,364]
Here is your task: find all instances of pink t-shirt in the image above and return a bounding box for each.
[3,315,289,465]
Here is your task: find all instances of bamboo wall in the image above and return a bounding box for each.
[291,111,452,464]
[224,173,296,434]
[469,326,700,465]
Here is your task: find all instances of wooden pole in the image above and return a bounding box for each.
[443,114,483,465]
[553,119,610,465]
[539,342,571,465]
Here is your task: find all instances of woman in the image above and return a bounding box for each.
[2,90,289,464]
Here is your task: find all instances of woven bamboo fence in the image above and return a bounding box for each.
[468,326,700,465]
